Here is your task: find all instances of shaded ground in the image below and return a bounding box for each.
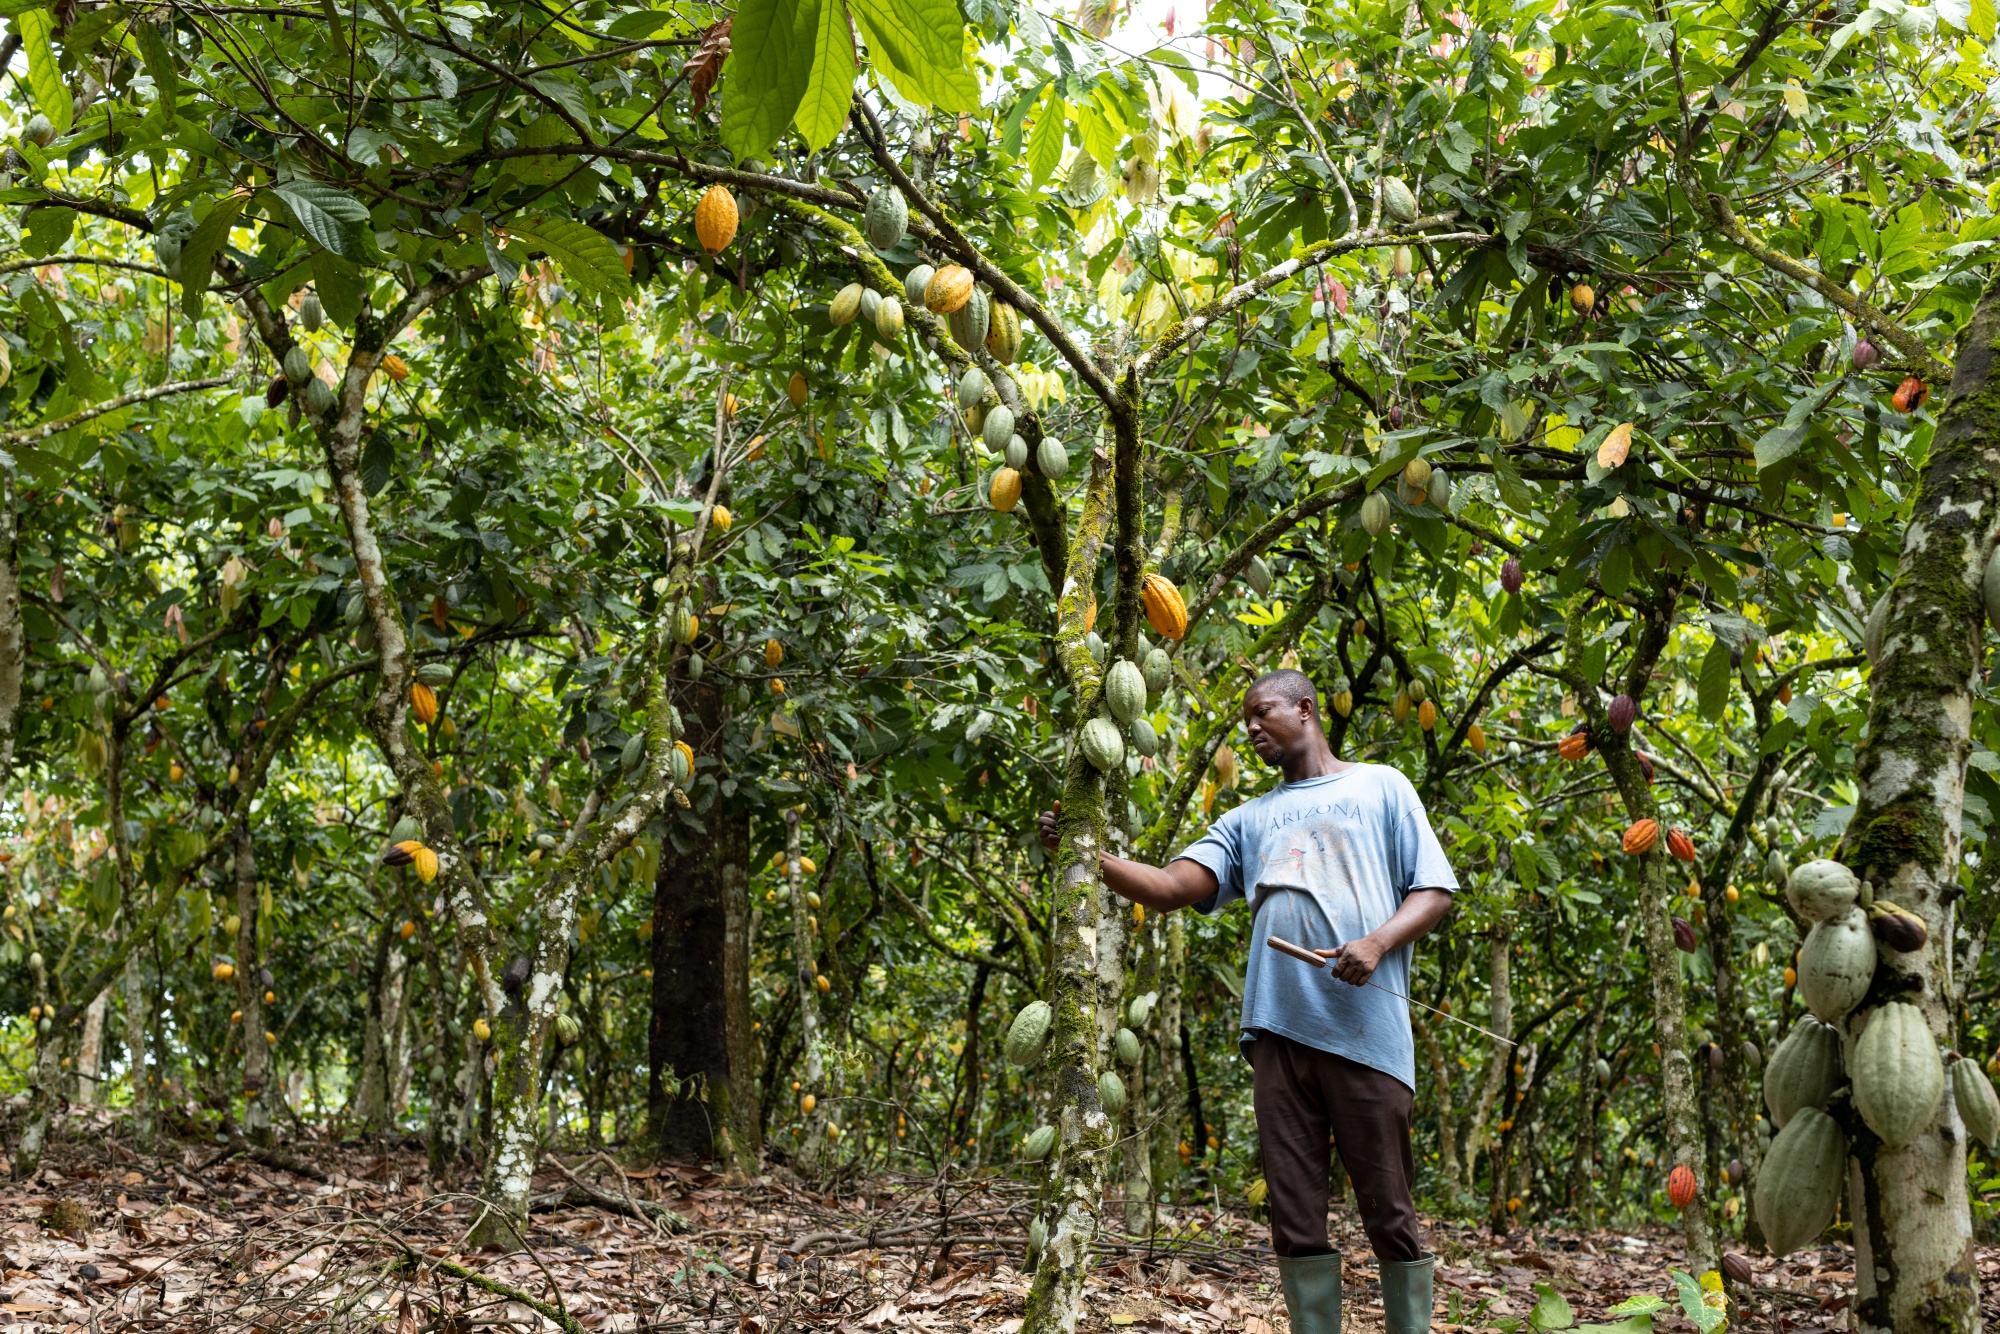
[0,1117,1989,1331]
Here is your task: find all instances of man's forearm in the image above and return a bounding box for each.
[1100,852,1217,911]
[1371,889,1454,950]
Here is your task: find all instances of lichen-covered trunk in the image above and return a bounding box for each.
[1150,913,1187,1202]
[13,1026,65,1177]
[1830,276,2000,1334]
[1024,421,1126,1334]
[232,825,272,1143]
[1022,758,1115,1334]
[353,917,395,1132]
[786,810,829,1174]
[122,952,151,1139]
[73,989,107,1107]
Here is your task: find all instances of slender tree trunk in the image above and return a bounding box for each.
[0,463,22,785]
[1122,915,1155,1233]
[1572,589,1719,1275]
[647,803,738,1158]
[786,810,829,1173]
[1465,925,1512,1187]
[1017,416,1134,1334]
[952,959,992,1157]
[1568,918,1632,1225]
[721,847,760,1172]
[1151,912,1187,1202]
[1413,1010,1457,1196]
[232,825,273,1143]
[1829,276,2000,1334]
[123,952,151,1139]
[73,989,107,1107]
[354,916,394,1132]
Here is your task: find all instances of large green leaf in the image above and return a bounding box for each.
[269,180,370,259]
[794,0,857,152]
[175,195,246,316]
[16,7,72,135]
[849,0,977,111]
[1696,638,1733,722]
[506,217,633,299]
[718,0,822,161]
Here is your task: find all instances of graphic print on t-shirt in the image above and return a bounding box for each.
[1176,765,1458,1090]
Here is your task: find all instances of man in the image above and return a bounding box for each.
[1039,669,1455,1334]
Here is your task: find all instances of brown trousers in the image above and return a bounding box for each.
[1248,1031,1422,1262]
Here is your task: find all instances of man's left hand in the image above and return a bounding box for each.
[1319,936,1386,987]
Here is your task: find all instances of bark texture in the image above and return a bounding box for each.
[1828,276,2000,1334]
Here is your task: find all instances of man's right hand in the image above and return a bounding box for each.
[1037,801,1062,851]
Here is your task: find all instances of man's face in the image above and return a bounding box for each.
[1242,686,1313,765]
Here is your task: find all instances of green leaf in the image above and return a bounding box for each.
[1973,0,1994,39]
[1026,87,1066,186]
[20,205,73,257]
[1668,1271,1726,1334]
[312,250,364,328]
[1576,1319,1654,1334]
[794,0,857,152]
[0,0,54,17]
[16,7,72,136]
[506,217,634,299]
[1697,637,1733,722]
[269,180,370,259]
[176,195,246,316]
[849,0,978,111]
[132,20,177,115]
[1529,1282,1574,1332]
[361,430,395,496]
[718,0,821,161]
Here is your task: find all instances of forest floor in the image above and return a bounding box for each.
[0,1117,1991,1333]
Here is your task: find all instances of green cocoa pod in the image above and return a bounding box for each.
[1953,1054,2000,1150]
[981,404,1015,451]
[864,186,908,251]
[1754,1106,1845,1257]
[1080,715,1124,772]
[1361,490,1391,537]
[1036,438,1069,480]
[1787,859,1859,922]
[1131,716,1160,758]
[1763,1015,1843,1128]
[1005,1000,1053,1066]
[1021,1124,1057,1162]
[1852,1001,1944,1149]
[1105,659,1147,723]
[956,367,988,411]
[1382,176,1419,223]
[1116,1027,1141,1065]
[904,264,935,308]
[1098,1070,1127,1114]
[1798,907,1876,1023]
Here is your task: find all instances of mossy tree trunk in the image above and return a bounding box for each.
[1828,276,2000,1334]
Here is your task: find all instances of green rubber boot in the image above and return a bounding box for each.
[1276,1250,1342,1334]
[1380,1254,1436,1334]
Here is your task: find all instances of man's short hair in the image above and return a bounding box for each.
[1247,669,1318,714]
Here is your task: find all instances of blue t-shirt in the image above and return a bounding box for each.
[1176,764,1457,1090]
